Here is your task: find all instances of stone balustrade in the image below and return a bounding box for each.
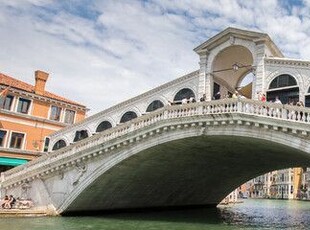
[2,98,310,187]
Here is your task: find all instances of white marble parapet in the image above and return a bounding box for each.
[3,98,310,187]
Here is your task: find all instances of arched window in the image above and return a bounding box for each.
[120,111,137,123]
[52,139,66,151]
[73,130,89,142]
[146,100,164,112]
[269,74,297,89]
[96,121,112,132]
[267,74,299,104]
[173,88,195,103]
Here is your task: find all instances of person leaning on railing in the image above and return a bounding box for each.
[1,195,9,209]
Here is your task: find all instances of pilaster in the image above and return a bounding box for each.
[253,42,267,99]
[198,51,212,101]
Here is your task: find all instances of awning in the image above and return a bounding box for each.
[0,157,28,166]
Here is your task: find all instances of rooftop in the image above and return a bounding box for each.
[0,72,86,108]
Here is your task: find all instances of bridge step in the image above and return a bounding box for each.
[0,209,47,217]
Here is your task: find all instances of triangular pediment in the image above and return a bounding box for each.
[194,27,283,58]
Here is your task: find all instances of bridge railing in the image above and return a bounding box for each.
[3,98,310,180]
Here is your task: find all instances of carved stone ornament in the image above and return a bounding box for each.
[229,36,235,45]
[72,162,87,186]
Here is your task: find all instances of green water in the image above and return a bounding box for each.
[1,199,310,229]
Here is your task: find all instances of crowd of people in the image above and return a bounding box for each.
[168,90,305,108]
[1,195,16,209]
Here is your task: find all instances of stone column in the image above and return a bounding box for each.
[252,41,266,99]
[198,51,212,101]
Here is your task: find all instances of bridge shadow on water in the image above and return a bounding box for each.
[63,204,256,226]
[62,200,310,229]
[65,206,225,225]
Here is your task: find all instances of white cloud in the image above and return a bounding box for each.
[0,0,310,114]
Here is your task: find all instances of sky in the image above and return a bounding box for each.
[1,0,310,115]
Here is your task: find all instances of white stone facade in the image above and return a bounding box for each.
[48,27,310,151]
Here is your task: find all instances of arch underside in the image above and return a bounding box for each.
[64,135,310,214]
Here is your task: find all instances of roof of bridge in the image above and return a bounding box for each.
[194,27,284,58]
[0,72,86,107]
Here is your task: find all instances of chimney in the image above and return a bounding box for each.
[34,70,49,95]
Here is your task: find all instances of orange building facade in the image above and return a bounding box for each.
[0,70,87,172]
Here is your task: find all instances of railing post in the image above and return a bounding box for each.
[281,107,287,120]
[163,109,168,120]
[197,104,203,115]
[130,123,135,132]
[237,99,242,112]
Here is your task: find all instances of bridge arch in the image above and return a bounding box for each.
[57,117,310,214]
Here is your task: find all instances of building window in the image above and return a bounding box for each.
[120,111,137,123]
[64,109,75,124]
[96,121,112,132]
[173,88,195,103]
[0,95,14,111]
[9,132,25,149]
[17,98,31,114]
[43,137,50,152]
[0,130,7,147]
[50,105,62,121]
[52,139,66,151]
[146,100,164,112]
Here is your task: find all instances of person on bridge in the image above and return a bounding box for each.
[274,96,282,104]
[261,93,266,102]
[200,94,206,102]
[213,91,221,100]
[4,195,16,209]
[1,195,9,209]
[232,91,239,99]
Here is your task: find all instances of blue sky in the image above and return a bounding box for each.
[1,0,310,114]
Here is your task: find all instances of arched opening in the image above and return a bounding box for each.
[146,100,164,112]
[52,139,67,151]
[96,121,112,133]
[64,135,310,214]
[237,72,255,99]
[173,88,195,104]
[73,130,89,142]
[120,111,138,123]
[212,45,254,99]
[305,87,310,107]
[267,74,299,104]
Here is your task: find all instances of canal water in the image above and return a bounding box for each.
[1,199,309,229]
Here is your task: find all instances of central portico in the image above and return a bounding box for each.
[194,27,284,101]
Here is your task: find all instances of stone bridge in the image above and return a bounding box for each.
[1,99,310,215]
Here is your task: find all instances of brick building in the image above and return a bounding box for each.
[0,70,87,172]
